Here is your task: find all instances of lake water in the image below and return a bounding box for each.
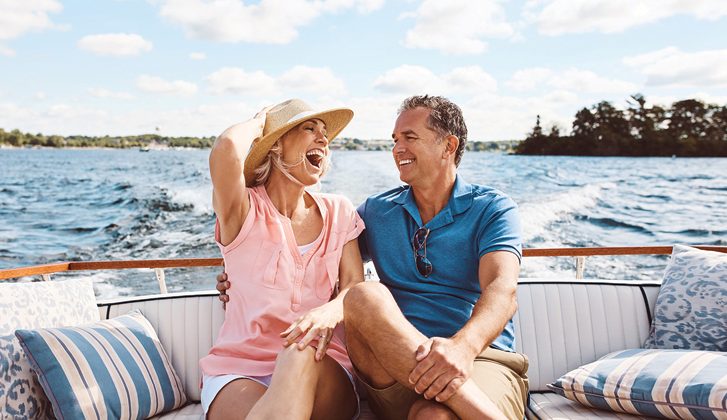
[1,148,725,297]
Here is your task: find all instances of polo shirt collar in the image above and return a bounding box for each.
[392,175,474,229]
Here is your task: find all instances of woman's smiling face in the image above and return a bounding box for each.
[279,118,330,185]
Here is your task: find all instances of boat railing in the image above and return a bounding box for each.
[0,246,725,292]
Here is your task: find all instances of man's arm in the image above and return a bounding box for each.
[408,250,520,402]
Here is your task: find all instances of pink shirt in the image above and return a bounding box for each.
[200,186,365,377]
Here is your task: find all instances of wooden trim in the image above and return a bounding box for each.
[522,246,726,257]
[1,246,725,280]
[0,263,70,280]
[68,258,222,271]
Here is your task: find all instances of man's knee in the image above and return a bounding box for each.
[407,399,457,420]
[343,281,390,321]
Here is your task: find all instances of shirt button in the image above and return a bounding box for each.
[296,264,302,269]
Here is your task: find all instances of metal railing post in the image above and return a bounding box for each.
[575,256,586,279]
[154,268,168,294]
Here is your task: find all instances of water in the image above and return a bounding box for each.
[1,148,725,297]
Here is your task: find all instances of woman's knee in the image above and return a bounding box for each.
[407,399,457,420]
[275,345,315,368]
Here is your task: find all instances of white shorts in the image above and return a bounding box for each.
[201,365,360,418]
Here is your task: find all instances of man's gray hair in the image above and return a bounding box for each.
[398,95,467,166]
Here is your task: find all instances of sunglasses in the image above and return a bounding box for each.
[412,227,433,277]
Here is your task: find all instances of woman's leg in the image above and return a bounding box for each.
[247,345,357,420]
[206,378,267,419]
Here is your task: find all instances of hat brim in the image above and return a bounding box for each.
[244,107,354,186]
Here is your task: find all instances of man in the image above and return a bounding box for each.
[218,95,528,419]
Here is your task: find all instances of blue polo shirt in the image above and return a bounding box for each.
[357,175,522,352]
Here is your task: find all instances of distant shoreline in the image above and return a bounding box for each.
[0,137,521,153]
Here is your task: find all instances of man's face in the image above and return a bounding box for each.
[391,107,447,187]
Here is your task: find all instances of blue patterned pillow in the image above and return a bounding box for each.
[15,310,187,419]
[1,277,99,420]
[549,348,727,419]
[0,334,54,419]
[645,245,727,351]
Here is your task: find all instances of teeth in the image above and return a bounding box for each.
[306,149,325,157]
[399,159,413,165]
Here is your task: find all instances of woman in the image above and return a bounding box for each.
[200,99,364,419]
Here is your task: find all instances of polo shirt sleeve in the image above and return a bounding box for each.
[476,194,523,263]
[356,200,372,263]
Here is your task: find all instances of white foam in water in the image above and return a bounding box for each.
[519,183,609,242]
[169,186,213,215]
[69,271,136,299]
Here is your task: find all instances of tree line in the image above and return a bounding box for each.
[516,94,727,157]
[0,130,215,149]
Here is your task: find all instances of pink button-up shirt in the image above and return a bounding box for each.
[200,186,365,377]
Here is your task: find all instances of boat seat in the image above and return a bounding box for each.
[97,278,662,419]
[514,279,661,420]
[149,403,203,419]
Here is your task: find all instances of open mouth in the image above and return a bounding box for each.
[306,149,325,169]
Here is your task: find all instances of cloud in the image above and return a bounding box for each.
[88,88,135,100]
[402,0,514,54]
[0,0,64,55]
[0,45,15,56]
[206,67,277,96]
[136,75,198,95]
[443,66,498,93]
[646,92,727,107]
[526,0,727,35]
[506,67,637,94]
[623,47,727,88]
[156,0,383,44]
[506,67,553,91]
[205,65,347,97]
[46,104,108,119]
[189,52,206,60]
[373,65,498,95]
[0,100,250,137]
[34,91,46,100]
[0,0,63,40]
[77,33,153,56]
[279,66,347,95]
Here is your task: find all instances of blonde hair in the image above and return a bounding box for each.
[250,128,330,187]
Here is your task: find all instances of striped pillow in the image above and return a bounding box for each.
[15,310,187,419]
[549,349,727,419]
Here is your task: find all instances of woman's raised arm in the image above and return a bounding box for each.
[209,109,267,246]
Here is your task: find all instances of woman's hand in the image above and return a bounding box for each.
[280,301,343,361]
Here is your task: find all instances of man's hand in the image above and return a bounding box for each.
[408,337,476,402]
[216,271,230,309]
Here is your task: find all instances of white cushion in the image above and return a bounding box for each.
[528,392,655,419]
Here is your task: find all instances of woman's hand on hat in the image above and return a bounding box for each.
[248,105,274,139]
[253,105,274,121]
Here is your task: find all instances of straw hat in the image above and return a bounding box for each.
[244,99,353,186]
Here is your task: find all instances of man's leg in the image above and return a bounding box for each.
[343,282,506,420]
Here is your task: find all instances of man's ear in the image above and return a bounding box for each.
[444,135,459,158]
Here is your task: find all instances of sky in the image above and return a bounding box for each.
[1,0,726,141]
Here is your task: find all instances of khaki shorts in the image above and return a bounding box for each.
[358,347,529,420]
